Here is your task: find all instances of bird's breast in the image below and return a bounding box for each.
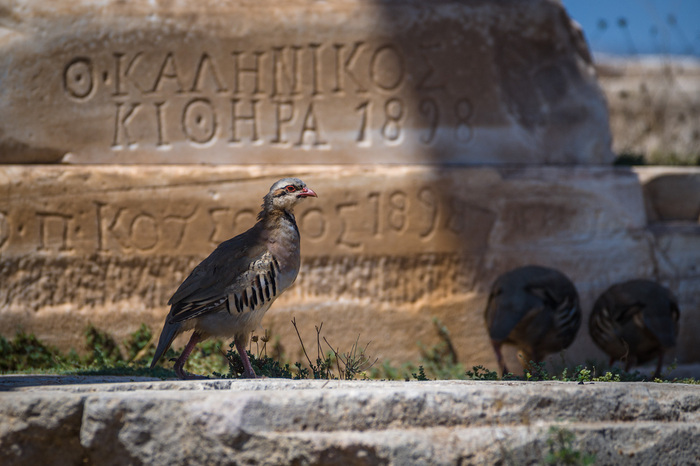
[267,221,301,291]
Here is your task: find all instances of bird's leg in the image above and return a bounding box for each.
[235,337,258,378]
[174,332,208,380]
[491,340,508,376]
[653,350,665,379]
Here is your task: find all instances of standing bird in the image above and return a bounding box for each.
[150,178,317,379]
[589,279,680,378]
[484,265,581,375]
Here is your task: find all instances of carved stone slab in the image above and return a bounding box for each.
[5,165,697,370]
[0,0,612,164]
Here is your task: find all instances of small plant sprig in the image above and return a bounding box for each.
[465,365,500,380]
[290,317,377,380]
[412,365,429,381]
[323,335,378,380]
[292,318,334,379]
[544,426,596,465]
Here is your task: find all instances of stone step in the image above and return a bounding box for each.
[2,377,699,464]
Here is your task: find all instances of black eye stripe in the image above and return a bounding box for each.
[274,185,304,197]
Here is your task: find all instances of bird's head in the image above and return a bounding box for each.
[263,177,317,214]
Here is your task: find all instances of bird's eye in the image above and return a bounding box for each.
[286,185,297,193]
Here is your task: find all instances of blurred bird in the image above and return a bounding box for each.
[589,279,680,378]
[484,265,581,375]
[150,178,317,379]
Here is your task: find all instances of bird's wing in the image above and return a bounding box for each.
[167,226,273,323]
[524,275,580,345]
[642,295,680,349]
[525,271,577,308]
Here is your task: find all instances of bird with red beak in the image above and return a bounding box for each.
[151,178,317,379]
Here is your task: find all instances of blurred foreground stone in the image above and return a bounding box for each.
[1,377,699,465]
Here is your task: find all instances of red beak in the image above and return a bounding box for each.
[298,187,318,198]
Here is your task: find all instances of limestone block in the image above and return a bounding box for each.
[2,380,700,465]
[635,167,700,363]
[636,167,700,222]
[0,0,612,164]
[0,390,86,466]
[4,165,691,371]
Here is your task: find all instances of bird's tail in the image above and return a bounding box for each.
[150,321,181,369]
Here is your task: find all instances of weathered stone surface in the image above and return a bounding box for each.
[0,164,667,369]
[637,167,700,222]
[636,167,700,363]
[0,165,698,371]
[0,0,612,164]
[0,389,87,465]
[2,378,700,465]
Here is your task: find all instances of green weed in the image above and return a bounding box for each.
[544,426,596,465]
[465,365,500,380]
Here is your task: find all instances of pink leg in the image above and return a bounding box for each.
[492,340,507,376]
[174,332,208,380]
[235,338,258,378]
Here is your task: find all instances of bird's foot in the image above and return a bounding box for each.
[175,365,209,380]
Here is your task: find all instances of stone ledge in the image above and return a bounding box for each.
[2,377,699,465]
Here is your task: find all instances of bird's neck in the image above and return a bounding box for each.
[259,208,300,245]
[259,208,301,286]
[260,207,295,225]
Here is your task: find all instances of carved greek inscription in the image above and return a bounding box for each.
[201,187,491,252]
[37,212,74,252]
[416,43,446,92]
[191,53,228,93]
[63,41,476,154]
[417,188,439,238]
[271,46,302,97]
[95,202,198,253]
[455,98,474,143]
[381,98,403,144]
[208,207,257,245]
[208,207,231,245]
[182,98,217,145]
[63,57,94,99]
[335,202,362,250]
[299,208,327,240]
[112,52,145,96]
[129,213,159,250]
[369,44,404,91]
[418,98,439,144]
[2,184,496,256]
[296,102,328,148]
[112,102,141,149]
[333,42,367,94]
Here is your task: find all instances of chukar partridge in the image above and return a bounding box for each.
[484,265,581,375]
[150,178,317,379]
[589,279,679,378]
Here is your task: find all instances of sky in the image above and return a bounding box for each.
[561,0,700,57]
